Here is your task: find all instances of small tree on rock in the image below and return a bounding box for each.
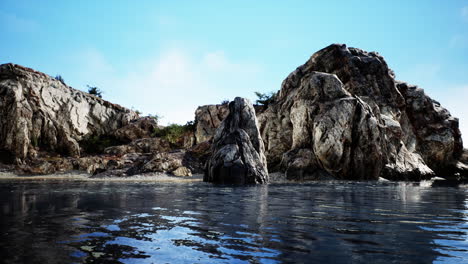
[87,85,103,98]
[254,91,276,106]
[55,75,66,85]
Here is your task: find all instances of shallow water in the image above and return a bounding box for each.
[0,180,467,264]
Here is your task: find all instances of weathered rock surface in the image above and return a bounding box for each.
[104,137,171,156]
[258,44,462,180]
[113,116,159,142]
[194,104,229,144]
[0,63,138,163]
[205,97,268,184]
[122,150,198,176]
[172,166,192,177]
[16,154,114,175]
[2,45,465,181]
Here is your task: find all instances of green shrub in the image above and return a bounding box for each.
[55,75,66,85]
[87,85,103,98]
[131,107,142,115]
[31,137,39,148]
[152,121,195,145]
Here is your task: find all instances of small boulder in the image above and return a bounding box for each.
[172,166,192,177]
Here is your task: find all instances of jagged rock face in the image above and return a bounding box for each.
[397,82,463,170]
[205,97,268,184]
[303,44,462,174]
[258,44,462,180]
[194,104,229,143]
[0,64,138,162]
[259,72,387,180]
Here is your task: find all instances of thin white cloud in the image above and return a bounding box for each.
[449,34,468,48]
[436,85,468,144]
[69,48,267,125]
[0,10,39,32]
[462,6,468,21]
[403,63,441,82]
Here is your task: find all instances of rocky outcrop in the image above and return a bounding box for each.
[113,116,159,142]
[2,45,465,181]
[205,97,268,184]
[0,63,138,163]
[194,104,229,143]
[104,137,171,156]
[258,44,462,180]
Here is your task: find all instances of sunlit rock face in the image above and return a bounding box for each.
[205,97,268,184]
[194,104,230,144]
[258,44,462,180]
[0,63,138,163]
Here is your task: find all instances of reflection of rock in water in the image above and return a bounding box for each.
[0,181,467,263]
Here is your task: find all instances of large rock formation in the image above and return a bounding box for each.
[205,97,268,184]
[0,63,138,163]
[258,44,463,180]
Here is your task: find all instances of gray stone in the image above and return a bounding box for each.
[258,44,462,180]
[194,104,229,143]
[113,116,159,142]
[205,97,268,184]
[0,63,138,163]
[104,137,171,155]
[172,166,192,177]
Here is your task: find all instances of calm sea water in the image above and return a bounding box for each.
[0,180,467,264]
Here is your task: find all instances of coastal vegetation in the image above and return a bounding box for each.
[87,85,103,98]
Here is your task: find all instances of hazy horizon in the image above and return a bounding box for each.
[1,0,467,143]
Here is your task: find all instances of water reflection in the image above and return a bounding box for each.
[0,181,467,263]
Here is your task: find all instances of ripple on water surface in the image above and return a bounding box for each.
[0,180,467,263]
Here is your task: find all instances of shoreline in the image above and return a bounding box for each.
[1,172,464,188]
[0,171,204,182]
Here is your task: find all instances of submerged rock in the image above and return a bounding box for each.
[0,63,138,163]
[205,97,268,184]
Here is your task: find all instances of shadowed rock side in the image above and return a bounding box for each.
[0,63,138,163]
[205,97,268,184]
[258,44,463,180]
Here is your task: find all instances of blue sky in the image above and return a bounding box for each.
[1,0,468,142]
